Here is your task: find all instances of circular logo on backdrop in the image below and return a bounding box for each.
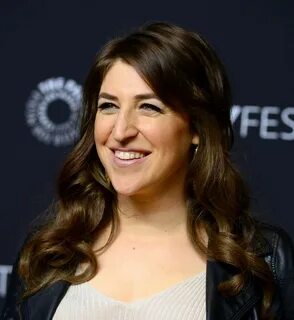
[25,77,82,147]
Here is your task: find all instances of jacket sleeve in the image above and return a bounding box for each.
[271,227,294,320]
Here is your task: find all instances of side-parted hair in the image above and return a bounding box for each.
[19,22,274,319]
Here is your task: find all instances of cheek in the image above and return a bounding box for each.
[94,116,111,146]
[154,121,191,149]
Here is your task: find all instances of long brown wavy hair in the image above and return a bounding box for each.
[19,22,274,318]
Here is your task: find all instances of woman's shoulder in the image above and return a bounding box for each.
[255,221,294,253]
[253,221,294,318]
[254,221,294,280]
[256,220,293,239]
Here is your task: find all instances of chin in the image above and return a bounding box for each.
[111,180,143,197]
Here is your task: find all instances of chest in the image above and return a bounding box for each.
[53,272,207,320]
[20,259,263,320]
[88,233,206,302]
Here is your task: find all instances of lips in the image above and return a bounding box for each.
[110,148,150,167]
[115,150,145,160]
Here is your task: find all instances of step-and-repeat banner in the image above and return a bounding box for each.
[0,1,293,309]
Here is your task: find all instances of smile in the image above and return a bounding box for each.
[111,149,150,167]
[115,150,145,160]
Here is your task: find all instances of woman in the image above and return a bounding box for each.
[2,22,294,320]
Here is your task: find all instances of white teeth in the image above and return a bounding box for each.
[115,151,145,160]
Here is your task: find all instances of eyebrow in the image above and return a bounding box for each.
[98,92,159,101]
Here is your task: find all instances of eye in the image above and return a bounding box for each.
[140,103,163,114]
[97,102,118,114]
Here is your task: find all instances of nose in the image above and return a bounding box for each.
[112,109,138,142]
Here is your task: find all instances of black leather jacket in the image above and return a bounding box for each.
[1,223,294,319]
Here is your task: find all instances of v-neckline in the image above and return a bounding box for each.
[80,271,206,306]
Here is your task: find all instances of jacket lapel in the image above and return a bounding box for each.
[21,281,70,320]
[206,232,272,320]
[206,259,261,320]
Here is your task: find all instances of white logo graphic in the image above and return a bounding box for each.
[231,105,294,140]
[25,77,82,146]
[0,265,12,298]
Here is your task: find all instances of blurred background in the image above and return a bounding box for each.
[0,0,293,310]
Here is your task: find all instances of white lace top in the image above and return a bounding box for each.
[53,271,206,320]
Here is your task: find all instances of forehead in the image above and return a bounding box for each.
[100,60,154,96]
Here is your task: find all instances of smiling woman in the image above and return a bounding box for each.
[2,22,294,320]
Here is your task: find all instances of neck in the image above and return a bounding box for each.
[116,187,188,238]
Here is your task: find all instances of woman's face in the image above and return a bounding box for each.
[94,60,198,197]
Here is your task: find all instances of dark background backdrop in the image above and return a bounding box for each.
[1,0,293,310]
